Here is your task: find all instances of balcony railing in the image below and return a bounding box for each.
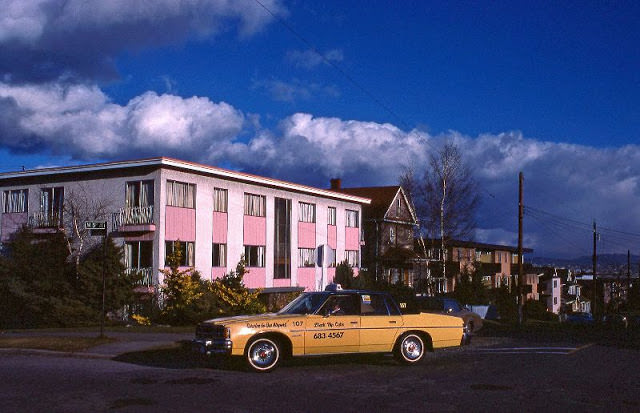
[112,205,154,231]
[126,267,154,286]
[29,211,63,229]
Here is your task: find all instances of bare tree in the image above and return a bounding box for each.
[63,183,116,271]
[400,142,480,291]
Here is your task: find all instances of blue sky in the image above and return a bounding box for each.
[1,0,639,259]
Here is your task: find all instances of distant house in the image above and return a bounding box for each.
[330,181,420,286]
[420,239,533,293]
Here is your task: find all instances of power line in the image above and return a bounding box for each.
[253,0,410,131]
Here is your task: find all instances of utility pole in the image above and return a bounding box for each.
[628,250,631,300]
[518,172,524,325]
[592,221,597,316]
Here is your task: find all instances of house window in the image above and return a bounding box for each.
[212,243,227,267]
[390,227,396,244]
[345,210,359,227]
[2,189,28,213]
[553,280,558,288]
[554,297,558,305]
[245,245,265,267]
[298,248,316,267]
[396,197,402,214]
[166,180,195,208]
[345,250,359,267]
[244,193,265,217]
[213,188,228,212]
[298,202,316,223]
[126,181,154,208]
[327,207,336,226]
[165,241,195,266]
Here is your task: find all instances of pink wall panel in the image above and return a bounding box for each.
[242,268,266,289]
[345,227,360,250]
[297,222,316,248]
[165,206,196,241]
[211,267,227,281]
[1,213,27,242]
[296,268,316,291]
[212,212,227,243]
[326,268,336,284]
[124,232,154,242]
[272,278,291,288]
[327,225,337,249]
[243,216,266,245]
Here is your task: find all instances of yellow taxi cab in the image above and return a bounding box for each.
[193,285,466,372]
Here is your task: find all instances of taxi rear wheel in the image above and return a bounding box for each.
[394,333,425,364]
[246,337,280,373]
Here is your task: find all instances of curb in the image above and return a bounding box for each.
[0,348,115,359]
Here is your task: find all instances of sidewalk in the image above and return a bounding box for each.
[0,330,193,359]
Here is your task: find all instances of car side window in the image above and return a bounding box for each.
[361,294,389,316]
[321,295,359,316]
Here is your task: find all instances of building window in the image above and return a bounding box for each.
[126,181,154,208]
[39,187,64,227]
[554,297,558,305]
[345,209,359,227]
[166,180,195,208]
[165,241,195,266]
[345,250,359,267]
[213,188,228,212]
[298,248,316,267]
[298,202,316,223]
[2,189,28,213]
[327,207,336,226]
[212,243,227,267]
[125,241,153,269]
[274,197,291,279]
[327,246,336,267]
[390,227,396,244]
[245,245,265,267]
[396,197,402,214]
[244,193,265,217]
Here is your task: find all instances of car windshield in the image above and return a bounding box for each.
[278,292,331,315]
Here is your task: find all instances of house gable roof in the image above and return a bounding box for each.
[336,186,417,223]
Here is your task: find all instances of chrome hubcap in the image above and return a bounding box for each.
[250,341,276,367]
[403,337,422,360]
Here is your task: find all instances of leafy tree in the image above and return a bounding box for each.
[490,283,518,322]
[159,242,209,325]
[452,262,489,305]
[333,261,355,288]
[0,228,87,327]
[211,258,265,315]
[75,237,141,320]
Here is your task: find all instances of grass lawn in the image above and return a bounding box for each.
[0,336,116,352]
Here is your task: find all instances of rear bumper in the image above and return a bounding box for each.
[192,338,233,356]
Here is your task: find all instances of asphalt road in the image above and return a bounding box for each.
[1,335,639,413]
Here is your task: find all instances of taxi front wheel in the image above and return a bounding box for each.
[394,333,425,364]
[246,337,280,372]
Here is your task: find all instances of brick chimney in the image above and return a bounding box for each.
[330,178,341,190]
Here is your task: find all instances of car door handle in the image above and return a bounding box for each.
[350,321,358,325]
[389,321,397,324]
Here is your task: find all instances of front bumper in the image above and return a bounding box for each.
[192,338,233,356]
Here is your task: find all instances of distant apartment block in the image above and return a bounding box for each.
[0,158,370,292]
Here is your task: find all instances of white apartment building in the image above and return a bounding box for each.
[0,158,370,292]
